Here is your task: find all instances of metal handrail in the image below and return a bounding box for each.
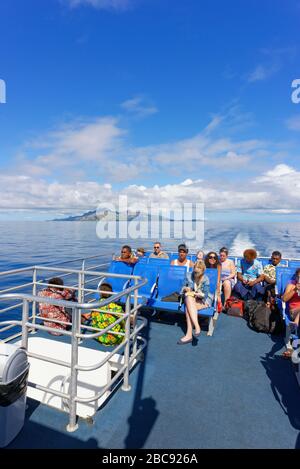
[0,265,148,433]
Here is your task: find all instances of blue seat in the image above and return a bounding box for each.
[276,267,299,348]
[130,263,159,304]
[148,266,186,312]
[137,256,148,264]
[288,260,300,270]
[276,267,295,296]
[99,261,133,295]
[148,257,170,265]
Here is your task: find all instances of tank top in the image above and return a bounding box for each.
[288,280,300,311]
[174,259,191,270]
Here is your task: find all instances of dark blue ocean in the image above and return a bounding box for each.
[1,220,300,338]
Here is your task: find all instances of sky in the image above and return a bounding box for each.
[0,0,300,221]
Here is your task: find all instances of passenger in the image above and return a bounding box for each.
[115,245,138,264]
[281,268,300,359]
[233,249,265,301]
[196,250,205,261]
[136,247,146,258]
[91,283,125,346]
[178,261,213,344]
[38,277,76,335]
[219,247,236,304]
[149,242,169,259]
[262,251,282,298]
[205,251,221,299]
[171,243,194,270]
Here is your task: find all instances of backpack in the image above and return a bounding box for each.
[244,300,285,335]
[225,296,244,317]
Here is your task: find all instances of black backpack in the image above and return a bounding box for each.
[244,300,285,335]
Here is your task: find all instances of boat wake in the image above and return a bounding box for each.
[229,232,259,256]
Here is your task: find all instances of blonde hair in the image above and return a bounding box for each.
[193,260,206,273]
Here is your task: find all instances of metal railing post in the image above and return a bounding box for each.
[66,306,80,432]
[78,270,84,304]
[21,299,29,350]
[122,293,131,392]
[31,268,37,333]
[132,277,138,358]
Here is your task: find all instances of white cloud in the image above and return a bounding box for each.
[1,106,298,214]
[66,0,131,10]
[1,163,300,213]
[247,64,280,83]
[121,96,158,118]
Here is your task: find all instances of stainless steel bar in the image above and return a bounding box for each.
[0,302,23,314]
[0,266,34,276]
[29,382,69,400]
[21,300,29,350]
[66,307,80,432]
[122,294,131,392]
[0,278,147,310]
[32,268,37,327]
[0,282,34,294]
[28,352,71,368]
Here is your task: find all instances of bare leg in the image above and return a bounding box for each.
[222,280,232,303]
[290,308,300,327]
[180,296,201,341]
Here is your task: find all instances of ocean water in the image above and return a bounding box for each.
[0,220,300,337]
[0,220,300,270]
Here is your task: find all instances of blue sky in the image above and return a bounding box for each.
[0,0,300,220]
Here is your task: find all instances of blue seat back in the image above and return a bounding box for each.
[205,268,219,295]
[288,260,300,270]
[148,257,170,265]
[137,256,148,264]
[258,258,271,267]
[132,263,159,296]
[104,261,133,293]
[156,266,186,298]
[276,267,296,295]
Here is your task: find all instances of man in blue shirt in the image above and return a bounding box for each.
[233,249,265,300]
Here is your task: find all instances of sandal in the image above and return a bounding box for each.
[281,349,293,359]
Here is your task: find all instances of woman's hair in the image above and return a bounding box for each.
[137,247,145,254]
[48,277,64,288]
[243,249,257,260]
[193,260,206,274]
[295,268,300,279]
[196,250,205,258]
[205,251,220,268]
[219,247,229,255]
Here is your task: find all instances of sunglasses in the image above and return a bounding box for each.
[209,255,217,259]
[154,246,160,249]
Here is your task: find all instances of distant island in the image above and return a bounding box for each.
[52,209,140,222]
[53,209,204,222]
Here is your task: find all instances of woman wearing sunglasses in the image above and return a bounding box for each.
[205,251,221,304]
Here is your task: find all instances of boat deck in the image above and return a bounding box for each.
[8,313,300,449]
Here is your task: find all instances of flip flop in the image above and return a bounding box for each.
[281,349,293,359]
[177,338,193,345]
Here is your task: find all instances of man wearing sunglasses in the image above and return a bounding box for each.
[149,242,169,259]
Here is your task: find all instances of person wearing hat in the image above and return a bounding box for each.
[136,247,146,258]
[171,243,194,270]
